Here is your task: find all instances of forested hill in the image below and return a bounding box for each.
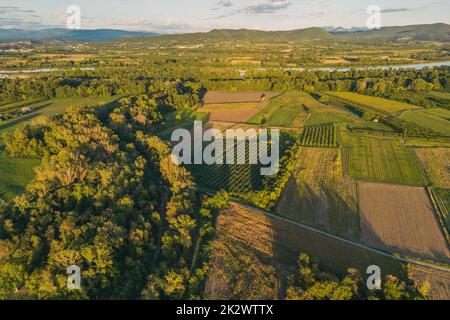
[0,28,157,42]
[122,23,450,44]
[336,23,450,42]
[1,23,448,43]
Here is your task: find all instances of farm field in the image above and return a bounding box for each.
[327,91,419,115]
[0,96,119,134]
[415,148,450,188]
[404,138,450,148]
[0,153,40,201]
[203,91,265,104]
[422,91,450,101]
[358,182,450,263]
[247,91,304,126]
[347,120,395,133]
[275,148,359,241]
[305,112,350,126]
[200,102,261,122]
[300,125,338,147]
[430,188,450,240]
[206,202,450,299]
[247,91,352,127]
[158,109,208,140]
[341,131,429,186]
[188,130,298,195]
[399,109,450,136]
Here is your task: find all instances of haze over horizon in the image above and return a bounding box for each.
[0,0,449,34]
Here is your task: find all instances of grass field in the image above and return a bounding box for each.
[327,92,419,115]
[422,91,450,101]
[206,202,450,299]
[305,112,350,126]
[341,131,430,186]
[415,148,450,188]
[158,109,208,140]
[404,138,450,148]
[430,188,450,241]
[0,96,119,135]
[399,109,450,136]
[275,148,360,241]
[247,91,304,126]
[248,91,352,127]
[359,182,450,263]
[347,120,395,132]
[0,153,40,201]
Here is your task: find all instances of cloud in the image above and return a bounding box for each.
[111,18,196,33]
[0,6,36,15]
[241,0,292,14]
[217,1,234,8]
[0,6,42,29]
[381,8,415,13]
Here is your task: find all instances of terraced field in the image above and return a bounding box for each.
[341,131,430,186]
[415,148,450,188]
[327,91,419,115]
[276,148,359,240]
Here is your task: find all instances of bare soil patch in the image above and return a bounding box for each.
[359,182,450,263]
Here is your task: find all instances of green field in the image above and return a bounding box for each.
[342,131,430,186]
[398,108,450,136]
[300,125,338,147]
[422,91,450,101]
[0,96,119,134]
[158,109,208,140]
[188,131,298,195]
[247,91,305,126]
[327,91,419,115]
[430,188,450,241]
[248,91,352,127]
[305,112,350,126]
[347,120,395,132]
[0,153,40,201]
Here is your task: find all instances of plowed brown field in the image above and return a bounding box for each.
[359,182,450,263]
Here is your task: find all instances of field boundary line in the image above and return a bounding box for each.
[225,198,450,273]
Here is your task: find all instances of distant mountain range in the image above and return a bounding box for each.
[0,23,448,43]
[0,28,157,42]
[138,23,450,43]
[337,23,450,42]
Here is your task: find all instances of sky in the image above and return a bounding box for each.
[0,0,449,33]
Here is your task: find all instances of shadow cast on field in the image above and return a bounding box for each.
[275,175,359,241]
[360,215,450,265]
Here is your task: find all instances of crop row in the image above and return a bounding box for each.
[300,125,337,147]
